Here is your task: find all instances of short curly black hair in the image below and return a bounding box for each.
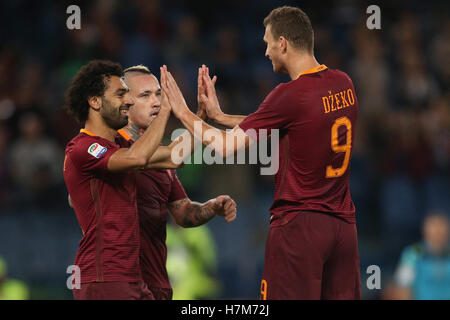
[64,60,124,124]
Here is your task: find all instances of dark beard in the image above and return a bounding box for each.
[101,98,128,130]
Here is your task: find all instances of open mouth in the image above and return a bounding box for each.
[150,107,160,118]
[119,107,129,116]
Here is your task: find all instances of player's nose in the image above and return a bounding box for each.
[151,94,161,107]
[124,92,135,106]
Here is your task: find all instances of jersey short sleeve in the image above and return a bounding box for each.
[168,171,188,203]
[239,83,298,141]
[68,136,118,173]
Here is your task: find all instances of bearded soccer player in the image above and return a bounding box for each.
[116,65,237,300]
[63,60,173,300]
[161,5,360,300]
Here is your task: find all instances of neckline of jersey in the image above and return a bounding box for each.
[117,129,132,141]
[80,128,115,141]
[80,128,97,136]
[296,64,328,79]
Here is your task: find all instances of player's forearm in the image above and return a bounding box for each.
[143,129,199,168]
[177,199,218,228]
[214,113,246,128]
[127,107,171,163]
[178,110,235,158]
[168,130,196,161]
[143,146,182,169]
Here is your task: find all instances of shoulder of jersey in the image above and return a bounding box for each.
[330,68,353,82]
[67,133,108,153]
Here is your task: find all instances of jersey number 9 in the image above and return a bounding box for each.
[326,116,352,178]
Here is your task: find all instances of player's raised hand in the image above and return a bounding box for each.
[199,65,223,122]
[196,67,208,121]
[212,195,237,223]
[160,65,189,119]
[159,66,172,113]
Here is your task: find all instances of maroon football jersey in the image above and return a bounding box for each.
[116,130,188,290]
[239,65,358,225]
[63,129,140,283]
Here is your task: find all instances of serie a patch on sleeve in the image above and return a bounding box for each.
[87,143,107,159]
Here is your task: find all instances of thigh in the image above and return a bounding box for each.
[261,212,336,300]
[321,222,361,300]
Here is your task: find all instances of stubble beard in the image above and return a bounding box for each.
[101,98,128,130]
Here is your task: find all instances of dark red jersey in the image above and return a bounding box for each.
[116,130,187,290]
[63,129,140,283]
[239,65,358,225]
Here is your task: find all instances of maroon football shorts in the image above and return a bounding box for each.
[73,280,155,300]
[147,286,173,300]
[260,211,361,300]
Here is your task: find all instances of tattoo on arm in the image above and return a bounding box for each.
[169,198,218,228]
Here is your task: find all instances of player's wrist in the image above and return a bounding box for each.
[177,106,194,123]
[196,107,208,121]
[213,111,226,124]
[159,104,171,114]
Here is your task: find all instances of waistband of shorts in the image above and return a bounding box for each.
[270,210,354,226]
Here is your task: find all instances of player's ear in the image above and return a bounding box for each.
[88,96,102,111]
[279,36,287,53]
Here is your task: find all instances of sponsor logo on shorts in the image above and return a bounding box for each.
[87,143,107,159]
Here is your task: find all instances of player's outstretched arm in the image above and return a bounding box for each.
[199,65,246,128]
[107,70,171,172]
[141,145,181,169]
[168,195,237,228]
[160,65,252,158]
[142,128,202,169]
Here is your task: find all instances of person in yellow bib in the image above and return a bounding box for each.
[166,224,220,300]
[0,256,29,300]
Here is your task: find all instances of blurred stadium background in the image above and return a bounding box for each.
[0,0,448,299]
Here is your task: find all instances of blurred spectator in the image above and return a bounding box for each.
[14,61,47,114]
[350,26,390,117]
[0,256,29,300]
[422,94,450,173]
[429,21,450,88]
[164,14,205,67]
[213,25,242,88]
[0,123,12,210]
[9,112,63,208]
[397,51,439,109]
[166,223,220,299]
[386,213,450,300]
[135,0,168,45]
